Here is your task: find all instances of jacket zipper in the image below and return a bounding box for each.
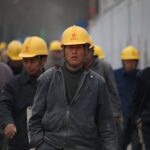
[70,70,88,105]
[60,69,88,146]
[59,69,88,106]
[60,70,70,143]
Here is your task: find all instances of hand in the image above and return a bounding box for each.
[137,121,143,129]
[114,117,121,124]
[4,123,17,139]
[136,118,143,129]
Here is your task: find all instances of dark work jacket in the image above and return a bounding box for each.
[0,71,38,150]
[114,68,139,128]
[131,67,150,124]
[7,61,23,75]
[29,67,117,150]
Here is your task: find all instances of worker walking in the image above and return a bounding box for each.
[0,62,13,150]
[85,43,122,120]
[92,45,105,59]
[0,36,48,150]
[6,40,23,75]
[29,25,117,150]
[0,42,7,62]
[131,66,150,150]
[114,46,141,150]
[85,43,123,150]
[44,40,64,69]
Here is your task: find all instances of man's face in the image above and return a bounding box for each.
[64,44,85,68]
[23,56,44,76]
[50,51,63,60]
[123,60,138,72]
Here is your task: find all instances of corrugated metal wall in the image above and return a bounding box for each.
[89,0,150,69]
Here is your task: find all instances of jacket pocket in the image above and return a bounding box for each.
[44,136,63,149]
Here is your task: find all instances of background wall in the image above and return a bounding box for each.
[89,0,150,69]
[0,0,89,43]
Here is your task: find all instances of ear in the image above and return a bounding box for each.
[41,56,47,66]
[62,48,66,58]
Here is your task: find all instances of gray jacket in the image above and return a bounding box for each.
[91,58,122,117]
[29,67,117,150]
[0,62,13,91]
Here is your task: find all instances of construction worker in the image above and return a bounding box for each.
[93,45,105,59]
[29,25,117,150]
[114,46,140,150]
[0,42,7,52]
[6,40,23,75]
[85,43,122,121]
[0,62,13,150]
[0,42,7,63]
[0,36,48,150]
[131,66,150,150]
[45,40,64,69]
[0,62,13,91]
[85,43,123,149]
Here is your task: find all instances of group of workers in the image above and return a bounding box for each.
[0,25,149,150]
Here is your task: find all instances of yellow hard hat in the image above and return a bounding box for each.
[0,42,7,51]
[61,25,90,46]
[121,46,140,60]
[49,40,62,51]
[20,36,48,58]
[89,36,94,49]
[7,40,22,61]
[93,45,105,59]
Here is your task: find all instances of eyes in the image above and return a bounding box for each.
[23,57,40,64]
[65,45,85,52]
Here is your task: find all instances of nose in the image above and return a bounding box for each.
[24,60,32,68]
[72,48,77,54]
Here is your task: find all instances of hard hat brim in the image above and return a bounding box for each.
[9,56,22,61]
[61,41,89,46]
[19,53,48,58]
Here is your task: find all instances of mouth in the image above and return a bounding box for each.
[71,56,78,60]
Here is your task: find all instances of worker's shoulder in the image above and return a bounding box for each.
[114,67,122,72]
[3,72,26,89]
[88,69,105,83]
[38,67,55,81]
[98,60,113,72]
[99,59,110,65]
[114,68,123,75]
[0,62,9,70]
[138,67,150,80]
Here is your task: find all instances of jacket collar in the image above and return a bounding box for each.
[54,66,89,75]
[19,71,32,84]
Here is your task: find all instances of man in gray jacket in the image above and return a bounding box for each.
[85,44,122,120]
[29,25,117,150]
[85,44,123,149]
